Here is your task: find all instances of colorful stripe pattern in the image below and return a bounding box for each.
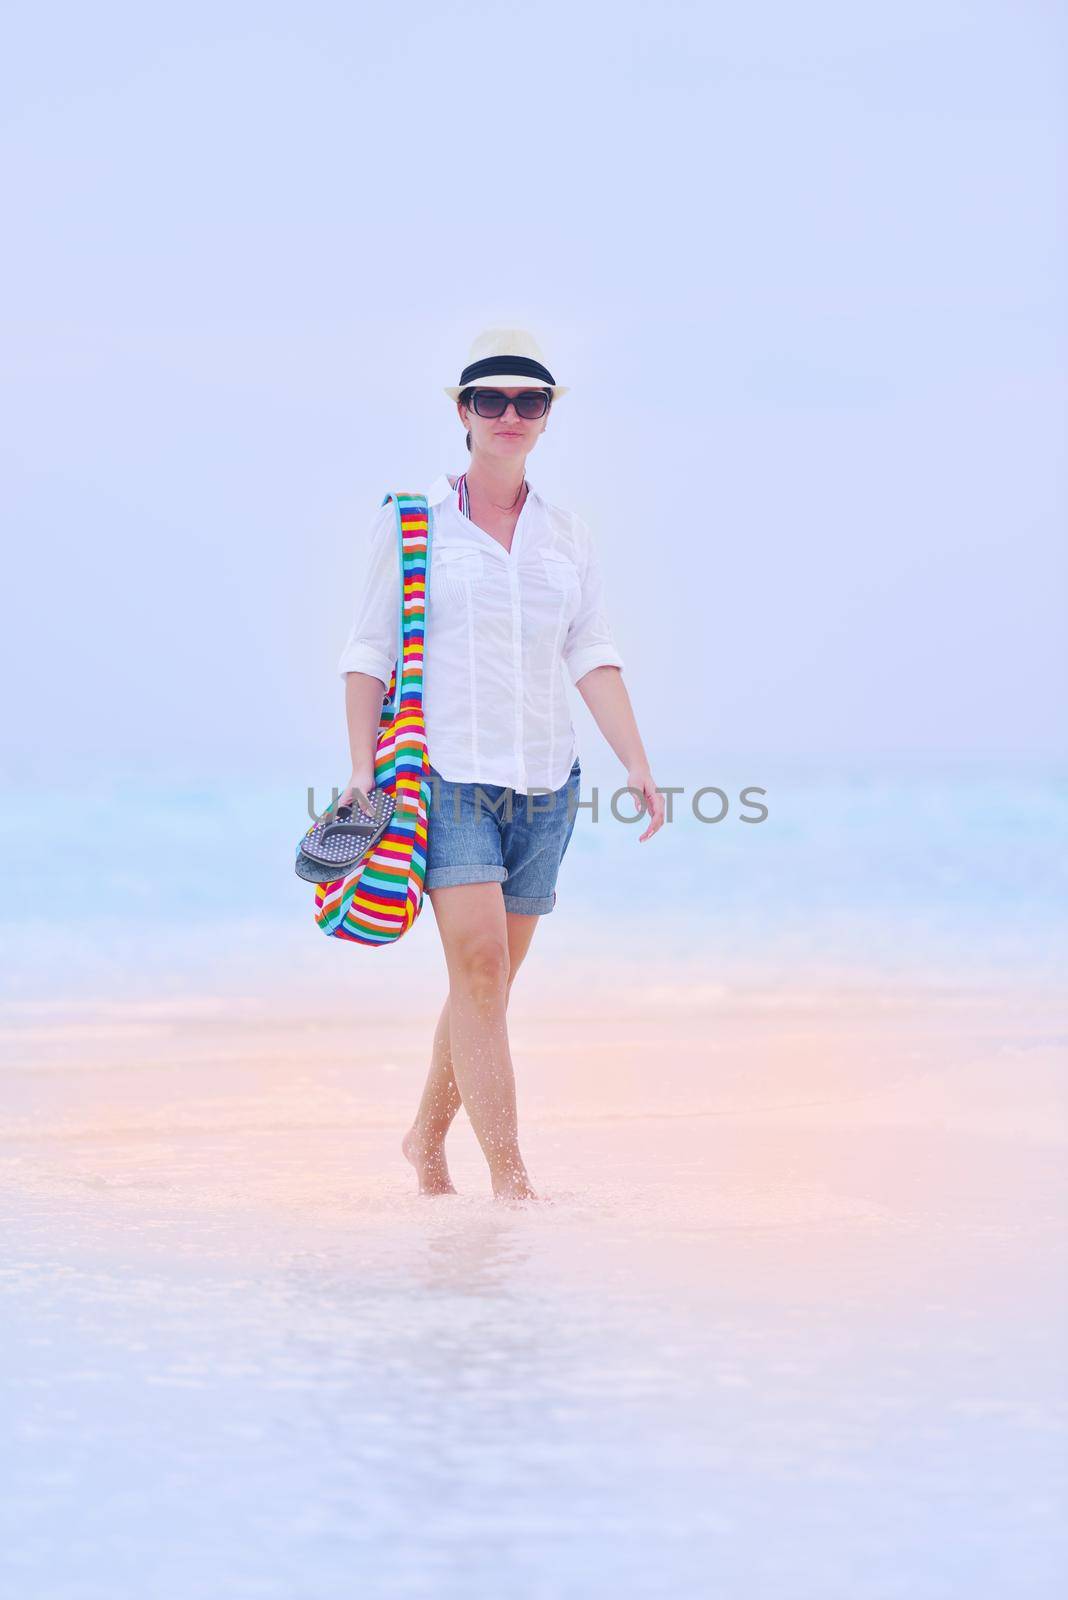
[305,492,433,946]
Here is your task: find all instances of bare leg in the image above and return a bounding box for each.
[401,998,461,1195]
[403,886,541,1201]
[403,907,540,1196]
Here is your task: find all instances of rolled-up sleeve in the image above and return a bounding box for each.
[336,501,401,688]
[562,514,626,686]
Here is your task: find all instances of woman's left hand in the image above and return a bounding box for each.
[625,765,666,843]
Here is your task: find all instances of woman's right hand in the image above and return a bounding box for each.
[338,766,376,812]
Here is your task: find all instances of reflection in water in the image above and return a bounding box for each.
[420,1213,535,1301]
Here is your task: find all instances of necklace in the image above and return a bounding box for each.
[467,473,526,513]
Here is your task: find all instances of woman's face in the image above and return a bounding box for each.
[458,386,551,459]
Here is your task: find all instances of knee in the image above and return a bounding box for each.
[451,939,510,1004]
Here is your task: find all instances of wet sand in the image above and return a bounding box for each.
[2,967,1065,1597]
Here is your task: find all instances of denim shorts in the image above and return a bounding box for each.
[423,758,582,914]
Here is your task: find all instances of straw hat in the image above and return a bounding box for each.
[444,326,569,402]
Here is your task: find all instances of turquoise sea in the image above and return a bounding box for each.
[3,758,1064,1003]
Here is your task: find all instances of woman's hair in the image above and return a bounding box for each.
[458,386,473,452]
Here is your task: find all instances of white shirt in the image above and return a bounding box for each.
[337,471,626,793]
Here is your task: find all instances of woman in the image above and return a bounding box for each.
[337,328,665,1203]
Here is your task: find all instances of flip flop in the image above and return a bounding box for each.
[295,787,396,884]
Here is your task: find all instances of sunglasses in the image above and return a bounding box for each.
[467,388,551,420]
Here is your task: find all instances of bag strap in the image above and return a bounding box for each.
[381,490,430,713]
[380,492,431,801]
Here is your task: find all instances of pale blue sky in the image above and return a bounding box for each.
[2,0,1064,788]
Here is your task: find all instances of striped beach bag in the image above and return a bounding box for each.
[306,491,433,946]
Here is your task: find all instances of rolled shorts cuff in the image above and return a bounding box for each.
[502,890,557,915]
[424,864,508,890]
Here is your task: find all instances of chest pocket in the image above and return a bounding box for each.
[539,549,581,599]
[436,545,487,603]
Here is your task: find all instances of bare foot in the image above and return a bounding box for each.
[491,1167,539,1204]
[402,1127,458,1195]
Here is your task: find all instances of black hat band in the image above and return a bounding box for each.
[458,355,556,388]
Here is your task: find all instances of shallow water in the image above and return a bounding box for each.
[2,768,1066,1594]
[2,975,1066,1598]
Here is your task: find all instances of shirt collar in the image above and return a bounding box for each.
[427,472,540,508]
[426,474,454,506]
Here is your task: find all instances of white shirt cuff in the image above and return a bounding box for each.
[565,645,625,686]
[338,644,395,686]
